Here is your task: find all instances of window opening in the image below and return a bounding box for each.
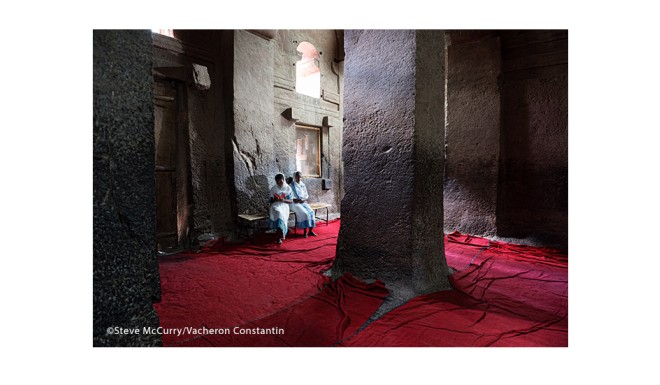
[295,124,321,177]
[295,42,320,98]
[152,29,175,38]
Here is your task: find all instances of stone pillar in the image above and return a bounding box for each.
[332,30,451,295]
[93,30,161,346]
[232,30,277,215]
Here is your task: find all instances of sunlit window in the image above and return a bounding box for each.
[152,29,174,38]
[295,42,320,98]
[295,125,321,177]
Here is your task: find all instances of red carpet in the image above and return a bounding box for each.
[177,273,388,347]
[341,232,568,347]
[154,222,568,347]
[153,220,340,346]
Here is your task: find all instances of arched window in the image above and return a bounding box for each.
[295,42,320,98]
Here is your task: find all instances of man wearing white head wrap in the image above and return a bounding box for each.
[290,171,317,238]
[269,173,293,244]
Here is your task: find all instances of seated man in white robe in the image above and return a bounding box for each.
[269,173,293,244]
[289,171,317,238]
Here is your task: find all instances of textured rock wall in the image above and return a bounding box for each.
[154,30,235,241]
[232,30,278,215]
[444,31,501,237]
[93,30,161,346]
[184,31,234,237]
[153,29,343,238]
[497,30,568,249]
[233,30,344,218]
[411,30,452,292]
[442,30,568,250]
[273,30,344,216]
[333,30,450,294]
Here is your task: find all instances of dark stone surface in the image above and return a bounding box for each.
[154,30,236,243]
[497,31,568,249]
[444,34,501,237]
[441,30,568,250]
[332,30,451,295]
[93,30,161,347]
[232,30,278,215]
[411,30,452,292]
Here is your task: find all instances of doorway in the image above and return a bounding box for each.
[154,79,191,252]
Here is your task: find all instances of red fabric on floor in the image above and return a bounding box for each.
[153,220,340,346]
[447,235,568,328]
[177,273,388,347]
[155,222,568,347]
[341,232,568,347]
[446,231,568,268]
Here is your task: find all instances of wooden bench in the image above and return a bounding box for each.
[307,202,331,226]
[237,202,332,239]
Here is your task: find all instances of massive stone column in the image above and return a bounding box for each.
[332,30,451,296]
[231,30,278,215]
[93,30,161,346]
